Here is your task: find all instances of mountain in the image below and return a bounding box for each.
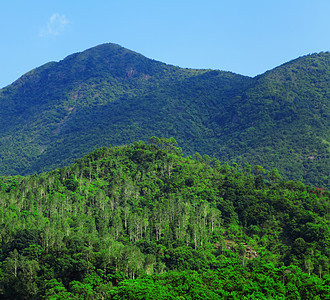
[0,43,329,188]
[0,141,329,298]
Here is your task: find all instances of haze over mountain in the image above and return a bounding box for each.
[0,43,329,188]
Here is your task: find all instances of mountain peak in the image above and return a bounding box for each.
[61,43,142,64]
[0,45,328,188]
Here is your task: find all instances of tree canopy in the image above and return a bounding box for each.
[0,139,329,299]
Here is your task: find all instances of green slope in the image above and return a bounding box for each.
[0,140,329,298]
[0,44,329,188]
[213,52,330,188]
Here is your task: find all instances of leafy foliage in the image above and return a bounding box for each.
[0,140,329,298]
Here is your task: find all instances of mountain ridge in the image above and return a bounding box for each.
[0,43,328,188]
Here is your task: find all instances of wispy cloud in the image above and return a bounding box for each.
[40,13,69,37]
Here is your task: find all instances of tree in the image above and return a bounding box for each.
[254,165,265,175]
[44,279,73,299]
[268,168,282,184]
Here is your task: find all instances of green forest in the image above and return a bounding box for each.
[0,138,329,299]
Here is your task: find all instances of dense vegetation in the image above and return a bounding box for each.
[0,44,328,188]
[0,139,329,299]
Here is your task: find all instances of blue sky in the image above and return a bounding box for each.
[1,0,329,88]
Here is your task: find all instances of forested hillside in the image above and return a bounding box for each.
[0,139,329,299]
[0,43,329,188]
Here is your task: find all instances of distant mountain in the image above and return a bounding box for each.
[0,43,329,188]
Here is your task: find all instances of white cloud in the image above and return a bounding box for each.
[40,13,69,37]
